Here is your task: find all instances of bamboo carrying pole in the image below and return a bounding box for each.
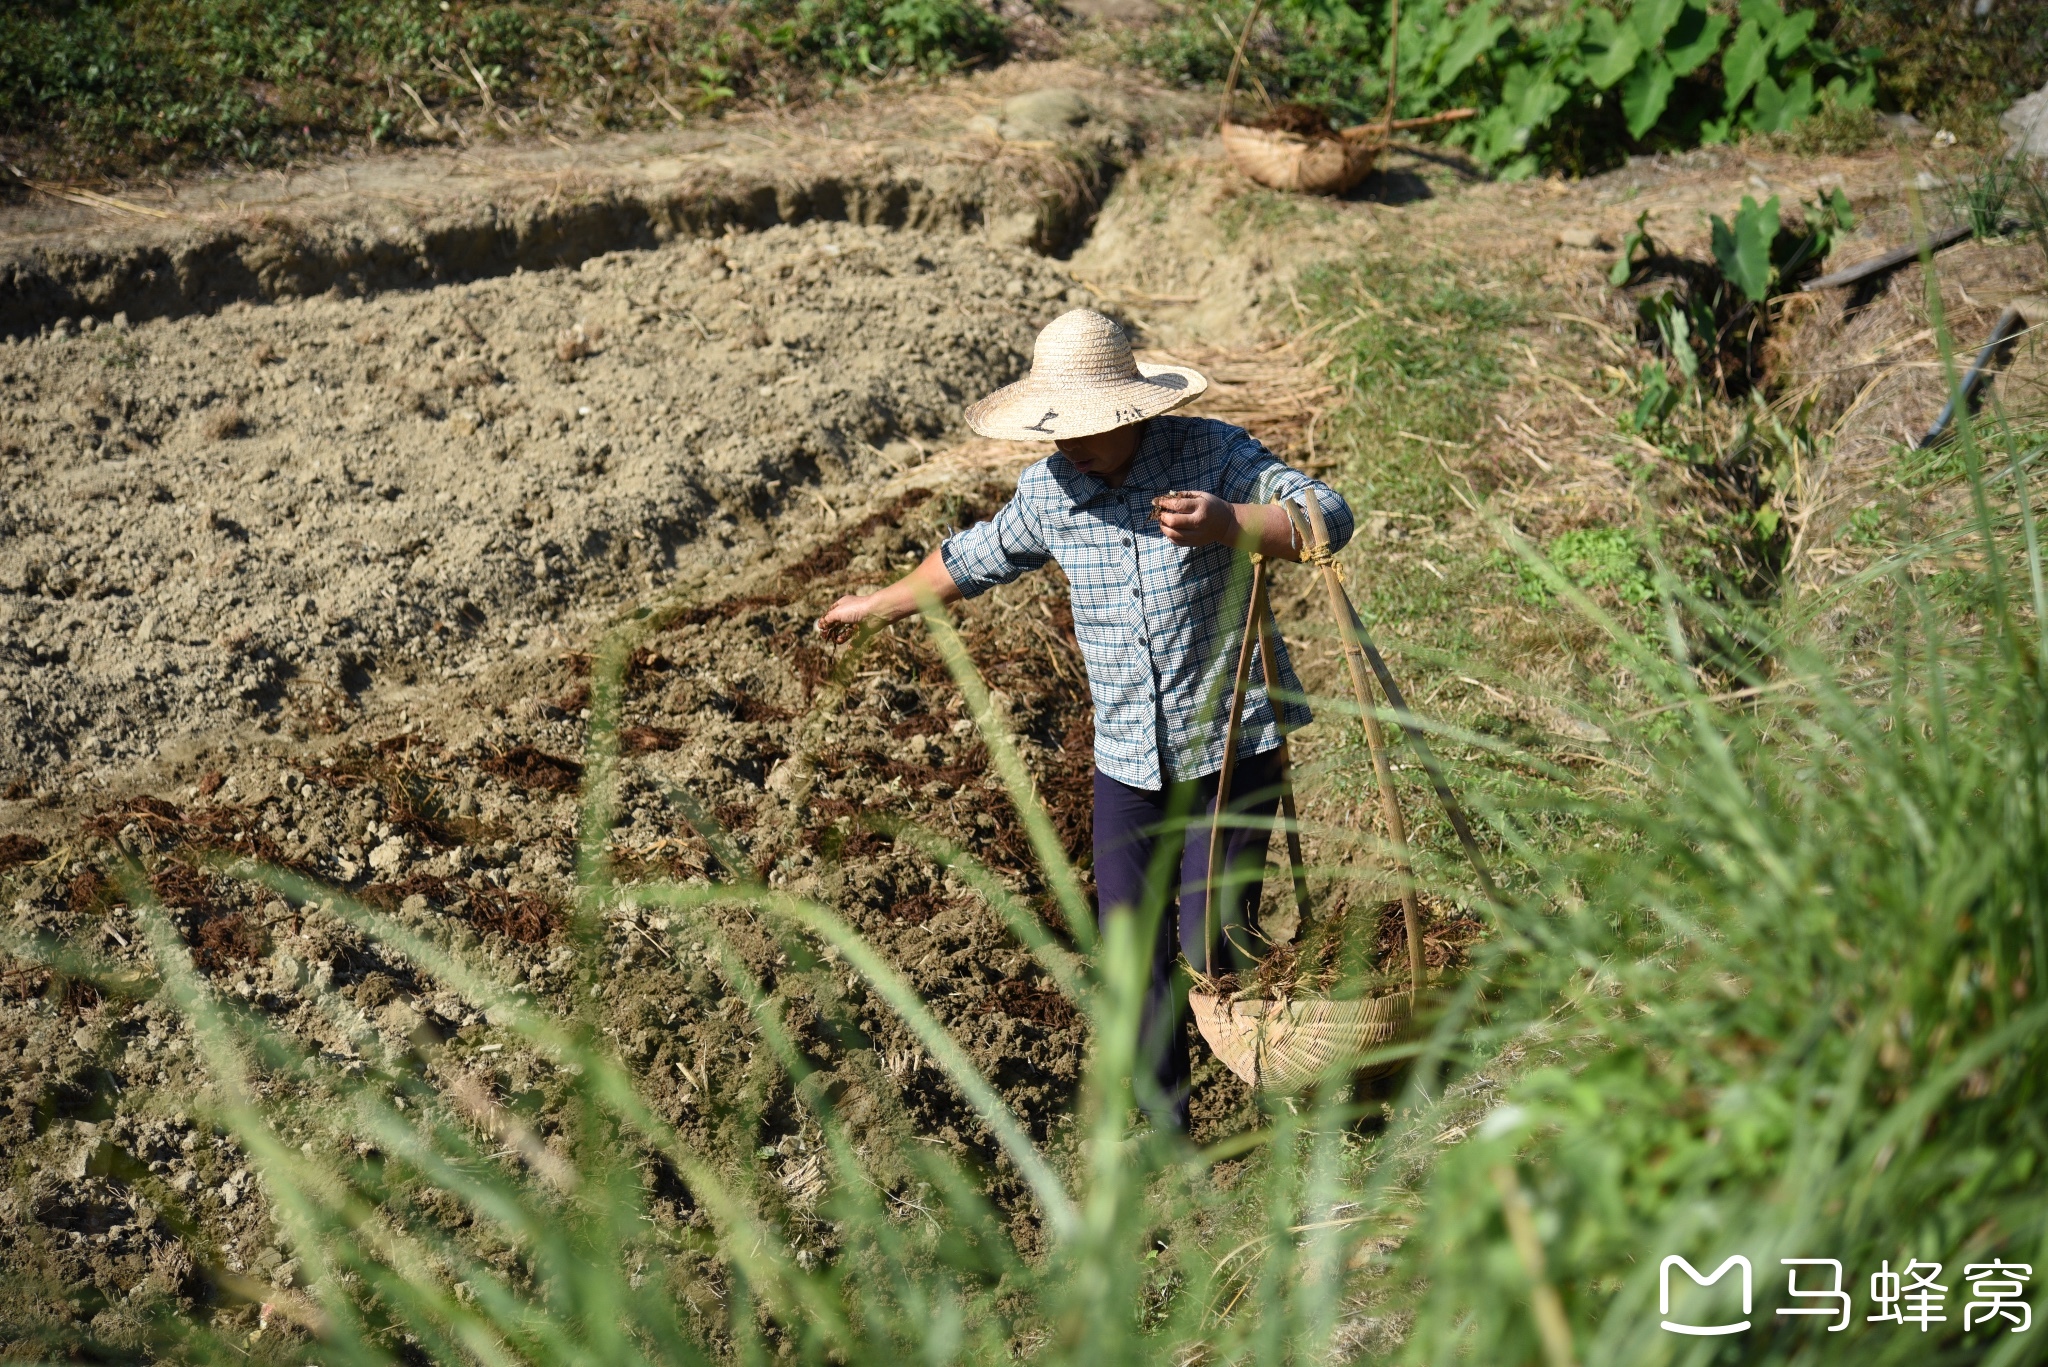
[1201,495,1506,995]
[1202,555,1265,975]
[1201,554,1317,976]
[1191,497,1510,1091]
[1292,498,1424,995]
[1283,498,1505,909]
[1254,589,1317,930]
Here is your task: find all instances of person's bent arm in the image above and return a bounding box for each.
[1153,494,1308,561]
[816,549,963,642]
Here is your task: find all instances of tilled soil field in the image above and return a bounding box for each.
[0,221,1086,786]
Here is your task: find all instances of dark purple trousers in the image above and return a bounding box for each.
[1093,747,1283,1131]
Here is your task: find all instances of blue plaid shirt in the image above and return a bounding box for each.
[940,416,1354,789]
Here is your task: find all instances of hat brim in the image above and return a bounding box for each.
[964,362,1208,442]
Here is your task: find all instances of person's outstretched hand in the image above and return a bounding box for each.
[816,549,967,642]
[816,594,880,644]
[1154,491,1243,548]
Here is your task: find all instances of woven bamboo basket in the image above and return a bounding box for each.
[1215,0,1474,198]
[1189,987,1410,1095]
[1219,121,1384,196]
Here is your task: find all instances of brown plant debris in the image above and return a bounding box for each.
[1253,103,1338,140]
[362,873,455,911]
[619,725,684,755]
[0,834,48,870]
[66,869,111,915]
[467,885,561,943]
[481,746,584,793]
[190,910,268,972]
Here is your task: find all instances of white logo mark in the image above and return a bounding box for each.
[1660,1256,1752,1336]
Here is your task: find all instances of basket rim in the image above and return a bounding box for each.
[1186,973,1417,1006]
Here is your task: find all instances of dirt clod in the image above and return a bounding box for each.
[200,402,245,440]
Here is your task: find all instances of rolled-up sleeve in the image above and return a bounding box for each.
[1217,430,1354,553]
[939,484,1052,599]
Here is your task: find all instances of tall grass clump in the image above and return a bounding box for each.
[16,328,2048,1363]
[1396,399,2048,1362]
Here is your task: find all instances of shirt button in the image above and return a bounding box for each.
[1132,587,1142,597]
[1122,536,1133,546]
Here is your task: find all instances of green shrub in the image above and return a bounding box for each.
[1817,0,2048,126]
[758,0,1006,78]
[1944,154,2048,245]
[1131,0,1875,179]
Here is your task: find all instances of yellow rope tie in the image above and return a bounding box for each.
[1301,543,1346,581]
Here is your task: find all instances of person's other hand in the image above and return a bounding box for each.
[1154,490,1242,548]
[816,594,878,643]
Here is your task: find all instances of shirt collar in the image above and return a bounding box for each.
[1054,420,1177,510]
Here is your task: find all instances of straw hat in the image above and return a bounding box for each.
[966,309,1207,442]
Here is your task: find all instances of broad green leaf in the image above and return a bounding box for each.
[1622,55,1676,139]
[1662,6,1729,78]
[1502,61,1570,137]
[1467,103,1523,163]
[1770,6,1815,58]
[1711,194,1779,303]
[1609,212,1656,286]
[1738,0,1786,29]
[1699,112,1735,144]
[1420,1,1512,97]
[1497,153,1541,182]
[1836,64,1877,110]
[1774,68,1815,126]
[1721,18,1769,107]
[1580,5,1619,45]
[1629,0,1687,48]
[1659,303,1697,382]
[1581,10,1642,90]
[1744,71,1785,129]
[1806,185,1854,234]
[1631,361,1674,432]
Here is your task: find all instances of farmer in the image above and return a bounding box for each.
[817,309,1353,1131]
